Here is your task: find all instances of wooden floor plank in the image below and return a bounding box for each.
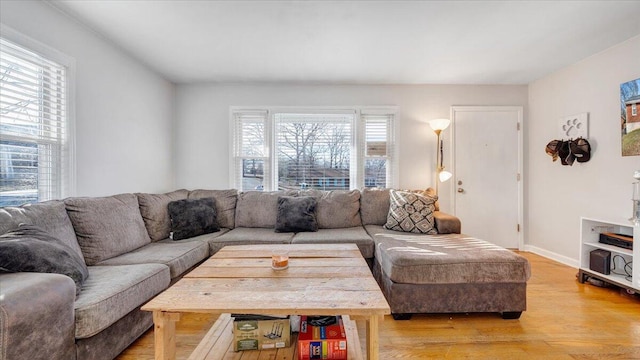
[121,252,640,360]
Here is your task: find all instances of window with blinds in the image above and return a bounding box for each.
[231,107,396,191]
[362,112,394,188]
[275,112,354,191]
[232,110,268,191]
[1,37,69,206]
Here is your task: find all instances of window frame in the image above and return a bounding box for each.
[229,106,398,191]
[1,24,76,204]
[360,107,398,189]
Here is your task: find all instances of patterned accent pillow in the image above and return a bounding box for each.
[384,189,438,234]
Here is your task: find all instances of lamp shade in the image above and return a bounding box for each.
[429,118,451,132]
[439,170,453,182]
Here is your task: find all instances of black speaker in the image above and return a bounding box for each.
[589,249,611,275]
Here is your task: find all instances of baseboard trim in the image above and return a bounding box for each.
[524,245,579,268]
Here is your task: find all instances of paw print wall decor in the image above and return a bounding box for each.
[547,113,591,166]
[558,113,588,139]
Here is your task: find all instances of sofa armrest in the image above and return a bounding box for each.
[0,273,76,360]
[434,211,461,234]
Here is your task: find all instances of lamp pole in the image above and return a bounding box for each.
[434,129,442,195]
[429,118,452,196]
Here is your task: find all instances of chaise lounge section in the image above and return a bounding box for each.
[371,230,530,319]
[360,188,531,320]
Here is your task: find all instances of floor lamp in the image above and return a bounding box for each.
[429,118,453,195]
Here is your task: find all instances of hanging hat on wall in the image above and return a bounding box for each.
[545,140,560,161]
[570,137,591,163]
[558,140,576,166]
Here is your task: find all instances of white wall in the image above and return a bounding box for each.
[1,0,175,197]
[174,83,527,212]
[527,35,640,266]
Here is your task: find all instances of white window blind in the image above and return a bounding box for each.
[0,37,68,206]
[232,110,268,191]
[230,107,396,191]
[275,113,354,191]
[362,112,394,188]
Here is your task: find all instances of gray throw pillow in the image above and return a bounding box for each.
[168,198,220,240]
[0,224,89,296]
[275,196,318,233]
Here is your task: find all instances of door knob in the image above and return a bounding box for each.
[457,188,464,193]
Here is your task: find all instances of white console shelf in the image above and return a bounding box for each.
[578,217,639,292]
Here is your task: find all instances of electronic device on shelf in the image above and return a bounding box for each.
[589,249,611,275]
[599,232,633,250]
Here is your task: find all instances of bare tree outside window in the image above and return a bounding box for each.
[276,114,352,190]
[232,108,395,191]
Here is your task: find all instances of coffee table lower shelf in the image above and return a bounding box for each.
[188,313,364,360]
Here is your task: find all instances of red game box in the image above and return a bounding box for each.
[297,316,347,360]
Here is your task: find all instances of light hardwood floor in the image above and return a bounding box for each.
[117,252,640,359]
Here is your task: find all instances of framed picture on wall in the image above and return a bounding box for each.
[621,78,640,156]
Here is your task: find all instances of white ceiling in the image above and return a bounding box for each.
[48,0,640,85]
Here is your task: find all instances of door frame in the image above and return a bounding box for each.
[449,106,524,250]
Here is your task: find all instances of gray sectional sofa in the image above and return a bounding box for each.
[0,187,529,360]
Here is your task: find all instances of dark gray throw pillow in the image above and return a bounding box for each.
[168,197,220,240]
[0,224,89,296]
[275,196,318,233]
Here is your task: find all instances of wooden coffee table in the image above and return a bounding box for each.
[141,243,390,360]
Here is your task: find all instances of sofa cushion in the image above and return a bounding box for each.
[235,191,296,228]
[208,227,294,254]
[185,229,230,255]
[189,189,238,229]
[299,189,361,228]
[363,224,389,238]
[0,224,89,296]
[275,196,318,233]
[372,230,531,285]
[74,264,170,339]
[291,227,374,258]
[0,200,84,262]
[168,198,220,240]
[65,194,152,265]
[384,189,437,234]
[136,189,189,241]
[96,239,209,279]
[360,188,390,226]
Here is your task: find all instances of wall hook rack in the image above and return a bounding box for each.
[545,137,591,166]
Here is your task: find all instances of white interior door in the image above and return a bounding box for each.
[451,106,523,249]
